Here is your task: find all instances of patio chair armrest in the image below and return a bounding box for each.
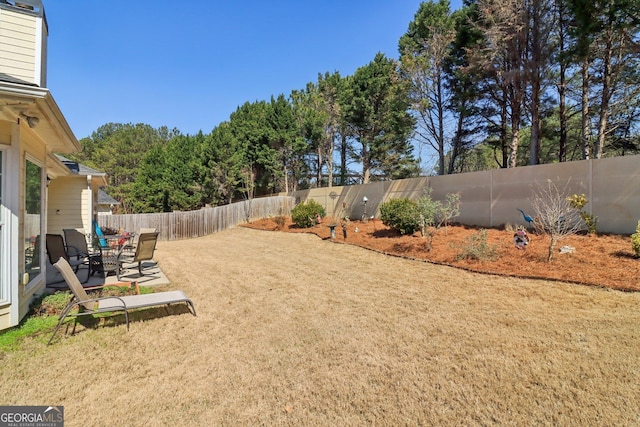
[59,295,123,316]
[66,244,87,259]
[120,245,135,257]
[117,250,136,264]
[75,295,129,311]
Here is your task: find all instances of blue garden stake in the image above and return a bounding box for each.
[517,208,534,228]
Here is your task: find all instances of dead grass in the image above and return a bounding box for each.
[1,227,639,426]
[244,217,640,291]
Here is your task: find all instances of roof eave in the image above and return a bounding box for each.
[47,152,73,178]
[0,80,80,153]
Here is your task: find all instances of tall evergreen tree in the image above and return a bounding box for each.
[228,101,278,196]
[526,0,555,165]
[341,53,419,183]
[70,123,179,212]
[200,122,246,205]
[268,94,308,193]
[475,0,529,168]
[445,1,485,173]
[131,133,204,212]
[400,0,456,175]
[291,83,326,188]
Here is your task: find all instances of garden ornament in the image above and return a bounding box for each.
[513,227,530,250]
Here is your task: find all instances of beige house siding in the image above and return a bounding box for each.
[0,306,9,330]
[0,7,39,85]
[1,119,78,329]
[0,119,12,144]
[46,156,106,240]
[47,177,89,237]
[0,10,38,83]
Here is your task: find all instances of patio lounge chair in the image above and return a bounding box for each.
[48,257,196,344]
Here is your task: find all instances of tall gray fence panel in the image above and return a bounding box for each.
[290,155,640,235]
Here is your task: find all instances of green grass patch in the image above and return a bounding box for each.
[0,284,154,350]
[0,315,59,350]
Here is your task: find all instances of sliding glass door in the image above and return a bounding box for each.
[24,158,42,285]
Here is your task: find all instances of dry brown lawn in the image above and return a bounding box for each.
[245,217,640,292]
[1,227,639,426]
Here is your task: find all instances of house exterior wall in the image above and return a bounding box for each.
[0,4,47,86]
[0,124,18,329]
[0,118,11,143]
[47,176,89,236]
[97,206,114,215]
[0,1,79,331]
[0,120,49,330]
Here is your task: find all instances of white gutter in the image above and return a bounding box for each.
[87,175,94,238]
[0,80,80,153]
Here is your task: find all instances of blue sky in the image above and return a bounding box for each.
[45,1,462,140]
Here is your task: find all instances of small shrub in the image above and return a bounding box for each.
[455,229,499,261]
[416,190,440,236]
[567,193,598,234]
[274,215,287,230]
[439,193,461,230]
[379,198,419,235]
[503,223,517,233]
[414,189,461,250]
[631,220,640,258]
[291,200,326,228]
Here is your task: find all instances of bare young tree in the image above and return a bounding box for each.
[531,179,582,261]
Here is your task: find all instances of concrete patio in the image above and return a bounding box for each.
[45,258,170,292]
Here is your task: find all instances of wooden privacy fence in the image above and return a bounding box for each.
[99,196,295,241]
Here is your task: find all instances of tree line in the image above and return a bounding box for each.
[70,0,640,213]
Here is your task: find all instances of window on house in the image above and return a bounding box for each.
[0,151,3,300]
[24,159,42,282]
[0,151,2,220]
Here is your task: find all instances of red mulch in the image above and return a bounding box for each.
[243,217,640,292]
